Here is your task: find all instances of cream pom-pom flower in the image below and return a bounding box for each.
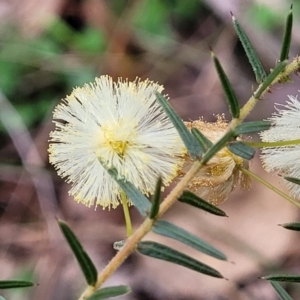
[48,76,185,209]
[259,94,300,199]
[178,116,251,206]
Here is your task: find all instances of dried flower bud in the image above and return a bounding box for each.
[179,116,251,206]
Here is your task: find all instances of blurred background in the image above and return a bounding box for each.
[1,0,300,299]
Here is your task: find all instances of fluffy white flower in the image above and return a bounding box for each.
[260,95,300,199]
[48,76,185,209]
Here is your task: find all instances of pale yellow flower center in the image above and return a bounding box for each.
[101,121,135,157]
[110,140,129,156]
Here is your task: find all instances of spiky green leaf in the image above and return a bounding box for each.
[231,13,266,83]
[58,220,98,285]
[191,127,213,152]
[279,222,300,231]
[212,52,240,118]
[235,120,271,135]
[86,285,131,300]
[153,220,227,260]
[98,161,151,216]
[254,60,287,99]
[0,281,34,289]
[262,274,300,282]
[178,191,227,217]
[155,92,202,159]
[279,5,293,63]
[228,142,255,160]
[149,177,162,219]
[137,241,223,278]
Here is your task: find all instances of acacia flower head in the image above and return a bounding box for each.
[259,94,300,199]
[48,76,185,209]
[179,116,251,206]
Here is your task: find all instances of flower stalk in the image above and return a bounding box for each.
[78,161,203,300]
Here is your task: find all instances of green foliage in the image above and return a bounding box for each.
[262,274,300,282]
[149,177,162,219]
[232,13,266,83]
[98,161,151,216]
[228,142,255,160]
[254,60,287,98]
[191,127,213,152]
[178,191,228,217]
[279,222,300,231]
[235,121,271,135]
[87,285,131,300]
[212,52,240,118]
[0,281,34,289]
[155,92,202,160]
[71,28,107,54]
[246,4,281,30]
[137,241,224,278]
[279,5,293,62]
[153,220,227,260]
[132,0,173,37]
[270,282,294,300]
[58,220,98,286]
[284,177,300,186]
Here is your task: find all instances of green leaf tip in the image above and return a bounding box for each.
[279,222,300,231]
[149,177,162,219]
[137,241,224,278]
[270,282,294,300]
[279,5,293,63]
[86,285,131,300]
[212,53,240,118]
[284,176,300,186]
[155,92,202,160]
[58,219,98,286]
[232,13,266,83]
[98,159,151,216]
[0,280,34,290]
[153,220,227,260]
[178,191,228,217]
